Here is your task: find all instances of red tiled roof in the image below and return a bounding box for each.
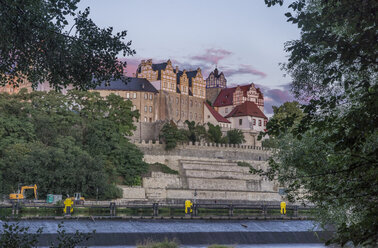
[213,84,263,107]
[204,102,231,123]
[225,101,267,119]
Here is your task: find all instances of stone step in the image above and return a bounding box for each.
[187,177,248,191]
[185,169,260,180]
[182,163,250,173]
[180,159,237,167]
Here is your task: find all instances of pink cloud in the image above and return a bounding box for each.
[190,48,232,65]
[119,57,141,76]
[223,64,267,78]
[255,83,295,114]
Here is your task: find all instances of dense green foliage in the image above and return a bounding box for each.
[264,0,378,246]
[137,239,178,248]
[0,0,135,90]
[226,129,245,144]
[261,101,303,148]
[207,123,225,144]
[159,122,188,150]
[148,163,179,175]
[0,90,148,199]
[184,120,207,143]
[160,121,246,150]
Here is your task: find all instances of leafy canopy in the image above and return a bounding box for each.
[264,0,378,246]
[0,90,147,199]
[0,0,135,90]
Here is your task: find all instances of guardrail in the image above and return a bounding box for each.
[0,201,315,218]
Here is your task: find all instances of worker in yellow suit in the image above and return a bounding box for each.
[64,198,74,214]
[185,200,193,214]
[280,201,286,215]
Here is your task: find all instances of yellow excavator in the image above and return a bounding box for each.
[9,184,38,200]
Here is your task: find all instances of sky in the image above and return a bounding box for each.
[77,0,299,114]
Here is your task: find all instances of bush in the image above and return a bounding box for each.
[159,122,187,150]
[226,129,245,144]
[137,239,178,248]
[149,163,179,175]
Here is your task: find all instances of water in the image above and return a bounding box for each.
[0,220,331,247]
[0,219,323,233]
[89,245,325,248]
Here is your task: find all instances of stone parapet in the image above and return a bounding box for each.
[134,141,272,162]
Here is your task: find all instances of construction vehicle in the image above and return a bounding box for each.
[9,184,38,201]
[63,197,74,214]
[70,193,85,205]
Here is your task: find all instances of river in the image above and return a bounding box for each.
[0,219,332,247]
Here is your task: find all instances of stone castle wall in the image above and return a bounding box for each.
[133,140,270,164]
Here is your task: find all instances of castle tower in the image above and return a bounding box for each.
[205,67,227,104]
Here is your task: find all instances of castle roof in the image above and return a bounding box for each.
[95,77,158,93]
[208,68,224,78]
[213,84,263,107]
[225,101,267,119]
[204,102,231,123]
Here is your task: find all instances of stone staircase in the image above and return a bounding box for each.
[120,158,281,203]
[166,159,280,202]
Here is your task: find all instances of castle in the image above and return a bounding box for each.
[1,59,268,145]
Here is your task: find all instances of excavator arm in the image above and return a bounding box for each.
[10,184,38,200]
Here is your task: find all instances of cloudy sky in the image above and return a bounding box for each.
[78,0,299,114]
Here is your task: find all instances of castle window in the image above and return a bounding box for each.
[126,92,130,98]
[259,120,262,126]
[208,115,210,119]
[176,97,179,104]
[144,117,147,122]
[149,106,152,112]
[253,119,256,125]
[239,119,243,126]
[133,93,137,99]
[144,106,147,112]
[144,93,148,99]
[225,108,228,113]
[149,94,153,100]
[176,110,179,116]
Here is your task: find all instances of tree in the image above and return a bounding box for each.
[159,122,187,150]
[263,0,378,246]
[0,90,147,199]
[261,101,303,148]
[206,123,224,144]
[0,0,135,90]
[184,120,207,143]
[226,129,245,145]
